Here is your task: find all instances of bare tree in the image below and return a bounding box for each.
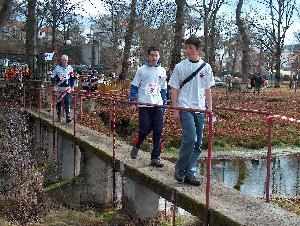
[121,0,137,78]
[254,0,296,86]
[135,0,176,67]
[202,0,225,71]
[38,0,80,52]
[0,0,12,28]
[290,45,300,76]
[294,31,300,43]
[169,0,186,71]
[25,0,37,75]
[102,0,128,68]
[187,0,225,73]
[236,0,251,82]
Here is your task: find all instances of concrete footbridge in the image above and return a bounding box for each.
[26,108,300,226]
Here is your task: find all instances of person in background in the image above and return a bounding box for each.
[51,55,75,123]
[253,67,263,95]
[129,46,167,167]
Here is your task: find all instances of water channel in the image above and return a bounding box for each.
[198,153,300,197]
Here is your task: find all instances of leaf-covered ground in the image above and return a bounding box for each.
[79,87,300,151]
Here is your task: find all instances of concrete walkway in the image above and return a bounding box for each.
[28,109,300,226]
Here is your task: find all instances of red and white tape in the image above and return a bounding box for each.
[265,114,300,124]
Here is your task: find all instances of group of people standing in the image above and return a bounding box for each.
[50,36,215,186]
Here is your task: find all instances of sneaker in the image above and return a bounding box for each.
[66,117,71,123]
[130,146,139,159]
[174,170,184,183]
[151,158,164,167]
[184,176,201,186]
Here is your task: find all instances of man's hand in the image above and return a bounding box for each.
[51,86,57,92]
[173,109,180,123]
[130,105,137,112]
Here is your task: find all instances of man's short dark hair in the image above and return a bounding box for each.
[148,46,159,55]
[184,36,203,49]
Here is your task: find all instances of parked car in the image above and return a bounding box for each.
[91,64,110,71]
[214,76,225,87]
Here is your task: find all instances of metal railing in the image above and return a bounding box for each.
[21,85,299,225]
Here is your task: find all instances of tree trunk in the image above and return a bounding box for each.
[203,0,209,62]
[169,0,186,71]
[0,0,12,28]
[208,13,217,72]
[236,0,251,82]
[121,0,137,79]
[274,48,281,86]
[26,0,37,77]
[231,49,237,73]
[51,25,56,52]
[51,0,57,52]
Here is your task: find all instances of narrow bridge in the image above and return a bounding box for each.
[27,108,300,226]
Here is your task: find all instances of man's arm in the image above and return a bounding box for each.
[170,87,180,122]
[129,85,138,112]
[205,89,212,111]
[129,69,140,112]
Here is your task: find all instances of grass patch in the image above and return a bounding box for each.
[37,163,54,174]
[161,215,202,226]
[44,209,103,225]
[44,180,67,192]
[99,211,118,222]
[164,146,179,156]
[294,140,300,147]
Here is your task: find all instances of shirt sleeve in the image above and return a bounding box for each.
[131,68,141,87]
[51,66,57,78]
[204,64,215,89]
[129,85,139,102]
[69,67,75,87]
[168,65,180,89]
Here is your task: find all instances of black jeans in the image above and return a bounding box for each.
[135,107,163,160]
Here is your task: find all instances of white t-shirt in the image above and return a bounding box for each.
[52,65,73,81]
[168,59,215,110]
[131,65,167,106]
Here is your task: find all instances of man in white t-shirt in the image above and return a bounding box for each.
[169,36,215,186]
[129,47,167,167]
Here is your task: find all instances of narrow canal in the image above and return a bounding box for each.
[198,153,300,197]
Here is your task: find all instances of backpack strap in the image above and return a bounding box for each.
[180,62,206,89]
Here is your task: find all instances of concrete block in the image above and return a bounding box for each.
[79,147,113,206]
[126,177,159,219]
[57,135,80,180]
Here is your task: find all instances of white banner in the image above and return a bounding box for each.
[44,52,55,61]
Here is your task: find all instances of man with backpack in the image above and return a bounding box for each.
[168,36,215,186]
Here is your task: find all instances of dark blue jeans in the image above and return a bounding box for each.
[135,107,163,160]
[56,93,70,117]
